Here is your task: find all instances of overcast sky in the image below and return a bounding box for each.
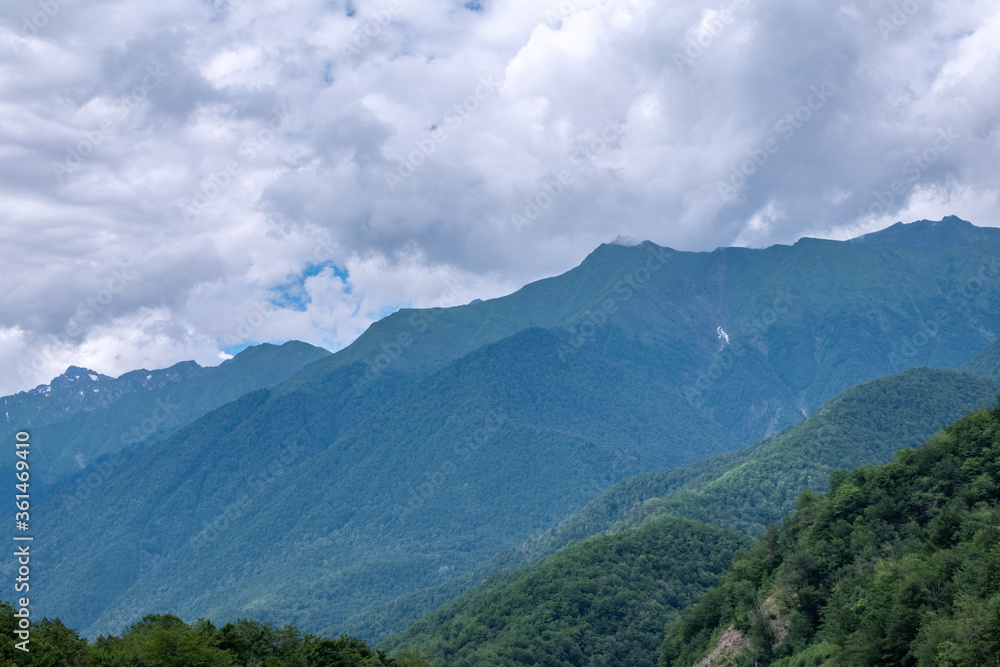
[1,0,998,393]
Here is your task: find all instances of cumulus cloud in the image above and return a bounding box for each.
[0,0,998,393]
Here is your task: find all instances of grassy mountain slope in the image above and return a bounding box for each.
[78,328,739,638]
[365,368,1000,643]
[382,516,751,667]
[659,401,1000,666]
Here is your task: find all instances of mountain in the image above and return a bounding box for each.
[1,341,330,489]
[37,327,738,637]
[849,215,1000,252]
[373,367,1000,654]
[961,337,1000,382]
[382,516,750,667]
[263,216,1000,445]
[1,361,201,438]
[25,217,1000,641]
[659,401,1000,666]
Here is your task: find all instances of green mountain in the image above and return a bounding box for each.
[382,516,750,667]
[45,328,738,638]
[374,367,999,657]
[659,401,1000,666]
[25,217,1000,642]
[961,337,1000,382]
[2,362,200,438]
[4,341,330,491]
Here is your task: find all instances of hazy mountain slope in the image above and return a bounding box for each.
[369,367,1000,643]
[0,361,201,439]
[22,341,330,486]
[29,359,410,635]
[659,401,1000,666]
[961,337,1000,382]
[382,516,751,667]
[516,367,1000,546]
[78,328,739,638]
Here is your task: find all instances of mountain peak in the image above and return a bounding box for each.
[28,366,112,396]
[849,216,999,251]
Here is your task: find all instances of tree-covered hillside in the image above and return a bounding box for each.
[0,604,429,666]
[659,401,1000,666]
[33,328,739,639]
[1,341,329,490]
[381,516,750,667]
[365,368,1000,643]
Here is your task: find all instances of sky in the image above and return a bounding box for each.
[1,0,998,394]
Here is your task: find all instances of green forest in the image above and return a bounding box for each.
[381,516,750,666]
[659,401,1000,666]
[0,608,429,667]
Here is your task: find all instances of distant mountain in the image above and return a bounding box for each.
[28,365,115,394]
[1,341,330,490]
[1,360,201,438]
[659,401,1000,666]
[374,367,1000,653]
[25,216,1000,641]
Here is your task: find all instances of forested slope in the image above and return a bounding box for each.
[659,402,1000,666]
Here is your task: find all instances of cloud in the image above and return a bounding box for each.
[0,0,998,393]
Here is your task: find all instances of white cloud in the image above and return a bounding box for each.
[0,0,998,393]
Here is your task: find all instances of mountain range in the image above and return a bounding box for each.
[8,215,1000,655]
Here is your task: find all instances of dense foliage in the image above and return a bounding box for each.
[367,368,1000,642]
[0,607,430,667]
[382,516,750,666]
[659,401,1000,666]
